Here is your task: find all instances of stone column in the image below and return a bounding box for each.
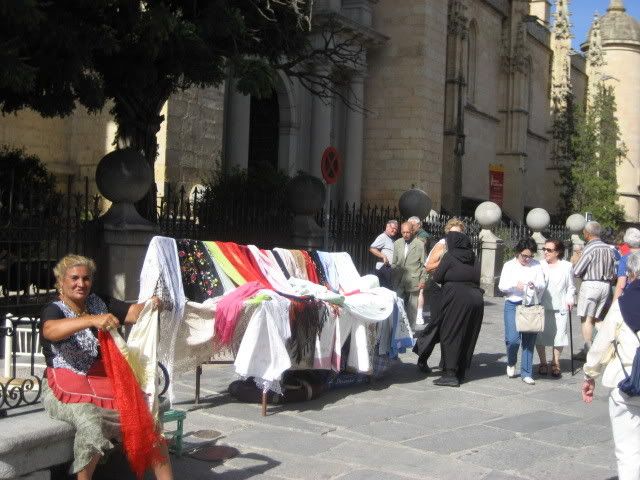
[475,201,504,296]
[95,149,157,302]
[526,208,551,259]
[343,74,365,205]
[225,80,250,170]
[309,68,333,177]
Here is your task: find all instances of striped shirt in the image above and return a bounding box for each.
[572,238,617,282]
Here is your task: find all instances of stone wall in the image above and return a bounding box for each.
[362,1,448,209]
[164,86,226,194]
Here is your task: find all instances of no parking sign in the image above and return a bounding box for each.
[320,146,342,185]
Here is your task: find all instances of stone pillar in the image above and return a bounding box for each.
[309,69,333,177]
[343,74,365,205]
[95,149,157,301]
[475,201,504,297]
[225,80,250,170]
[526,208,551,259]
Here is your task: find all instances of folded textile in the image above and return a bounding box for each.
[138,236,186,402]
[234,292,292,394]
[126,301,160,415]
[271,250,291,279]
[205,241,247,286]
[216,281,264,345]
[331,252,361,292]
[309,250,329,286]
[301,250,320,284]
[247,245,293,293]
[177,239,226,302]
[314,304,338,369]
[287,277,345,304]
[288,297,325,367]
[100,330,165,480]
[273,248,302,278]
[290,250,309,280]
[316,251,339,291]
[217,242,270,287]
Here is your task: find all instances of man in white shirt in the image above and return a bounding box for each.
[369,219,398,288]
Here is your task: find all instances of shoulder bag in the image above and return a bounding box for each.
[515,286,545,333]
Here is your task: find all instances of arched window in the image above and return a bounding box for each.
[466,21,478,104]
[248,89,279,171]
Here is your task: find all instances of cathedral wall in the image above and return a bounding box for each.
[362,1,448,209]
[164,86,226,195]
[527,40,552,140]
[603,46,640,221]
[0,110,68,175]
[461,109,498,202]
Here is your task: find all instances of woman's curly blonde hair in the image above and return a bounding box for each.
[444,217,466,233]
[53,254,96,291]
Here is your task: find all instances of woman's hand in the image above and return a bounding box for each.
[582,378,595,403]
[92,313,120,332]
[149,296,162,311]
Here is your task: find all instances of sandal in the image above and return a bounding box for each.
[551,364,561,378]
[537,364,549,376]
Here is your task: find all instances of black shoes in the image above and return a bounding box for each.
[433,374,460,387]
[417,360,432,374]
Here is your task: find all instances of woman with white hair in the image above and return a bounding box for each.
[613,227,640,300]
[583,251,640,480]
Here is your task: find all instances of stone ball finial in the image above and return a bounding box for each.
[96,148,153,203]
[526,208,551,231]
[566,213,587,233]
[398,188,432,219]
[286,173,326,215]
[474,201,502,228]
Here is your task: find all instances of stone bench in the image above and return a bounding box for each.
[0,409,74,479]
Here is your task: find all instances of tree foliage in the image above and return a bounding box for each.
[0,1,365,218]
[557,84,626,231]
[0,145,57,209]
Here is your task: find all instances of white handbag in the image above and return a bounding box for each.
[515,287,545,333]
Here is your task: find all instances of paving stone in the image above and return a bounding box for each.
[456,437,572,470]
[395,406,502,434]
[480,471,528,480]
[221,427,346,456]
[334,469,425,480]
[484,410,579,434]
[520,453,615,480]
[317,439,489,480]
[348,419,437,443]
[299,401,416,428]
[526,420,612,448]
[403,424,516,454]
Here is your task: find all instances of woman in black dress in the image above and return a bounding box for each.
[432,231,484,387]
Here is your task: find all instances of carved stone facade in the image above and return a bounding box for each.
[1,0,638,222]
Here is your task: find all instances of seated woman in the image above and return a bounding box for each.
[40,254,172,480]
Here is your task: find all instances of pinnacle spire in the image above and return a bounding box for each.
[608,0,626,12]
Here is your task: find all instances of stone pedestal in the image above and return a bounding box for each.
[95,148,156,301]
[97,224,156,301]
[479,229,504,296]
[287,174,326,249]
[475,201,504,296]
[566,213,586,255]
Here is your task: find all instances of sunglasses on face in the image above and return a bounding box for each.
[542,248,556,252]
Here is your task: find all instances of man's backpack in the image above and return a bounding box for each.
[614,330,640,397]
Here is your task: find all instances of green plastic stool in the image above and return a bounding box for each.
[161,409,187,456]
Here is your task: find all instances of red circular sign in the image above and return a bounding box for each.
[321,146,342,185]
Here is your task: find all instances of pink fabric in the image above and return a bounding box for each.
[215,281,264,345]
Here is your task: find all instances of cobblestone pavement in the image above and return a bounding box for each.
[166,297,617,480]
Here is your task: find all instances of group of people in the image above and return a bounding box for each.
[370,217,484,387]
[371,217,640,479]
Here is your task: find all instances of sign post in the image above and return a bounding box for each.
[320,147,343,250]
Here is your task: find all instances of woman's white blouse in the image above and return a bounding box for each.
[540,260,576,311]
[498,257,546,304]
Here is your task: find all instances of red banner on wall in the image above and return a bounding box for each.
[489,164,504,206]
